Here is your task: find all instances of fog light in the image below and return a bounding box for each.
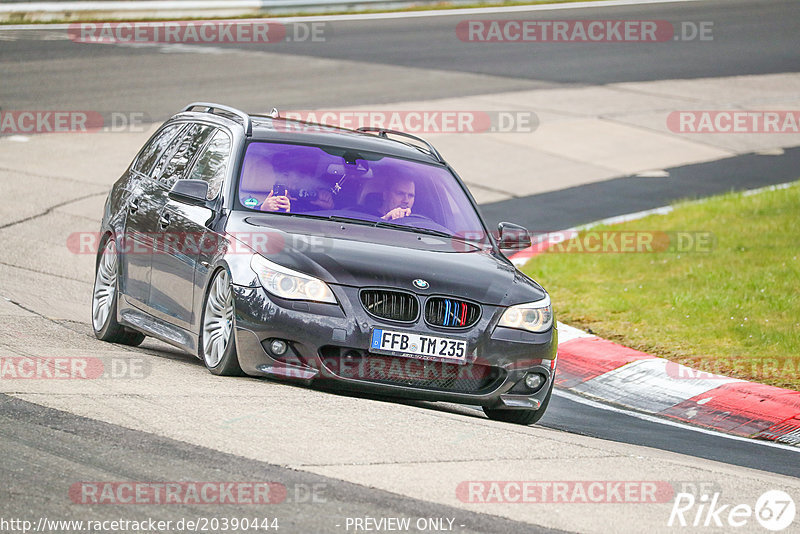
[270,339,288,356]
[524,372,546,391]
[343,350,362,362]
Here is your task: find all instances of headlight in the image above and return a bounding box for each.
[250,254,337,304]
[498,295,553,333]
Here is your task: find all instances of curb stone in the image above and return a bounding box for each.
[553,324,800,446]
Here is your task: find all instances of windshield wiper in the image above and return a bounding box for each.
[255,213,478,243]
[326,215,378,227]
[374,221,453,239]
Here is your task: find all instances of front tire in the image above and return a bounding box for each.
[483,381,554,425]
[199,269,244,376]
[91,236,146,346]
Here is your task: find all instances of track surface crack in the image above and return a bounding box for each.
[0,191,106,231]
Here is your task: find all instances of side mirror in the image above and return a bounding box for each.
[169,179,209,206]
[497,222,532,250]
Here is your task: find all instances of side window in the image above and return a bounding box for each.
[158,123,215,188]
[187,130,232,200]
[132,124,183,176]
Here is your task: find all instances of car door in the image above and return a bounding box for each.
[120,123,186,307]
[147,123,223,330]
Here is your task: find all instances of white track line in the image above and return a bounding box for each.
[580,181,798,230]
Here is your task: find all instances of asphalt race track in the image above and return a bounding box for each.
[2,0,799,120]
[1,0,799,532]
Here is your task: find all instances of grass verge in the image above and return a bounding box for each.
[523,181,800,390]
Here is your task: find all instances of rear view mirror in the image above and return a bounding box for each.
[497,222,532,250]
[169,179,209,206]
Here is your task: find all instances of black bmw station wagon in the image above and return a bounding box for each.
[92,103,557,425]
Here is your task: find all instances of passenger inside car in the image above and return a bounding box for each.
[239,152,334,213]
[239,155,280,209]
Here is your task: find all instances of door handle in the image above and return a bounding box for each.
[128,197,140,214]
[159,212,171,229]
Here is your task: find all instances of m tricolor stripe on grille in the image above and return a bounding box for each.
[425,297,480,328]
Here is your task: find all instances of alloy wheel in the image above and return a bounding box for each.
[92,239,117,332]
[202,270,234,368]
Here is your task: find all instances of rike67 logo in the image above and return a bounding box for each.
[668,490,796,531]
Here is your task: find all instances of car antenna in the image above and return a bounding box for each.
[270,108,280,118]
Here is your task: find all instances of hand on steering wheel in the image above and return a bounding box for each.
[389,212,433,222]
[381,207,412,220]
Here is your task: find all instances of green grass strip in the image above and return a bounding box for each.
[524,181,800,390]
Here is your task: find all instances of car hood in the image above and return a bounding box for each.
[226,213,546,306]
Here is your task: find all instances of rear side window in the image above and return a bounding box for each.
[133,124,184,176]
[187,130,232,200]
[158,123,215,188]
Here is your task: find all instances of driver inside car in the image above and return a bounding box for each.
[350,175,417,220]
[379,176,416,220]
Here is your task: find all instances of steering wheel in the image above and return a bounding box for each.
[393,213,454,235]
[395,213,434,223]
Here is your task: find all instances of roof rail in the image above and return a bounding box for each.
[356,127,445,164]
[181,102,252,137]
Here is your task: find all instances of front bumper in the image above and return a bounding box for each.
[231,284,557,409]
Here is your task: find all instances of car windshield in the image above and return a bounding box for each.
[237,141,489,243]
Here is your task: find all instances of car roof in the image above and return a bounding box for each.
[171,103,445,166]
[250,117,442,164]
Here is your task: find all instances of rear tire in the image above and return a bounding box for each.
[483,381,554,425]
[199,269,244,376]
[91,236,146,346]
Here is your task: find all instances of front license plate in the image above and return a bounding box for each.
[370,329,467,363]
